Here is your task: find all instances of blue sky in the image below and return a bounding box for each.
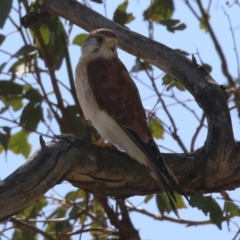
[1,0,240,239]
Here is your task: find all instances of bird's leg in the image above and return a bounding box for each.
[93,137,112,148]
[93,136,118,150]
[85,120,117,149]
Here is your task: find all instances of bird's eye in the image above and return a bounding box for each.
[97,36,103,43]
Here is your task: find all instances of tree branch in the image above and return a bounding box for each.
[0,136,240,222]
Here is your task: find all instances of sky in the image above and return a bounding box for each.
[1,0,240,240]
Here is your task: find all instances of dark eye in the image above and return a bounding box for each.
[97,36,103,43]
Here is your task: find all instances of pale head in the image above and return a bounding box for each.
[81,29,118,58]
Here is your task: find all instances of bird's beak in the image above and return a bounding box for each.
[109,45,115,52]
[107,40,116,52]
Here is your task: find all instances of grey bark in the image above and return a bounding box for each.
[1,0,240,222]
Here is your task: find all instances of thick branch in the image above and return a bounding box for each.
[1,137,240,222]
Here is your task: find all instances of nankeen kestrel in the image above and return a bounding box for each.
[75,28,188,218]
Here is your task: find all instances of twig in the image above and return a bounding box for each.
[190,112,206,152]
[9,218,55,240]
[195,0,235,87]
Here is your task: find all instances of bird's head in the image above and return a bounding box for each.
[81,29,118,58]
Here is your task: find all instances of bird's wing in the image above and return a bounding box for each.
[87,57,160,159]
[86,57,188,215]
[87,57,151,141]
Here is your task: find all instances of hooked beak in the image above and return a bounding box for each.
[107,39,116,52]
[109,45,116,52]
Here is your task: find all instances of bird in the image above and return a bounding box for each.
[75,28,189,218]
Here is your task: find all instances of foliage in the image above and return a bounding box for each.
[0,0,240,239]
[113,0,135,25]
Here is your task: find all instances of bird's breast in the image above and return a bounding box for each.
[75,57,116,140]
[75,57,98,121]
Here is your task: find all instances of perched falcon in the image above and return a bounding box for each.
[75,28,188,218]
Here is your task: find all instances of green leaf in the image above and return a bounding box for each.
[0,81,23,110]
[18,198,47,219]
[60,105,86,136]
[113,0,135,25]
[200,13,210,32]
[172,194,187,209]
[91,200,105,220]
[9,57,35,75]
[23,87,42,103]
[13,45,38,58]
[162,73,185,91]
[12,229,23,240]
[160,19,179,26]
[68,205,80,218]
[144,194,153,203]
[30,15,67,70]
[173,23,186,31]
[72,33,88,46]
[0,126,11,153]
[46,209,73,237]
[90,221,104,238]
[160,19,186,33]
[0,96,23,111]
[47,206,67,219]
[45,224,56,239]
[189,194,204,208]
[8,129,31,158]
[20,102,43,131]
[131,59,152,72]
[9,59,26,74]
[0,34,5,46]
[208,198,223,229]
[144,0,174,22]
[39,23,50,45]
[224,201,240,217]
[55,221,72,234]
[190,195,223,229]
[156,193,172,215]
[156,193,186,215]
[149,116,164,139]
[0,80,23,96]
[17,228,36,240]
[65,189,86,201]
[0,0,12,29]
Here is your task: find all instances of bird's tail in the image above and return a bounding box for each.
[146,157,189,219]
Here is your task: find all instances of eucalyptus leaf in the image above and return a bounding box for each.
[162,73,185,91]
[113,0,135,25]
[8,129,31,158]
[0,0,12,29]
[20,102,43,131]
[149,116,164,139]
[144,0,174,22]
[73,33,88,46]
[0,34,5,46]
[13,45,38,58]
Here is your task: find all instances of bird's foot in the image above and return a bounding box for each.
[93,137,117,150]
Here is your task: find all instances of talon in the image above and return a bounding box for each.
[93,137,117,149]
